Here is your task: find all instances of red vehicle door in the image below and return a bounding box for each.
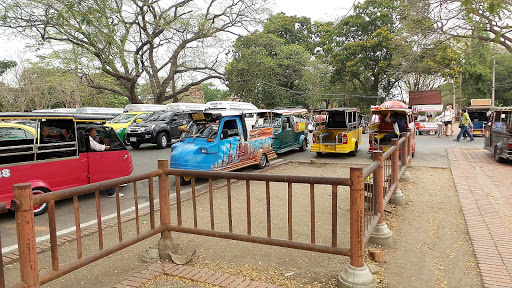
[86,126,134,183]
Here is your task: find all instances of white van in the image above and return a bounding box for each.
[75,107,124,115]
[206,101,258,110]
[123,104,166,112]
[165,103,208,111]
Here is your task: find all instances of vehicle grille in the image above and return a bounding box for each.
[127,127,144,133]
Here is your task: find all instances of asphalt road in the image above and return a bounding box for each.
[0,133,485,252]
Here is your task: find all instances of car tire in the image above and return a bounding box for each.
[316,152,322,156]
[257,153,267,169]
[33,188,49,216]
[349,142,358,156]
[180,176,191,186]
[494,146,505,163]
[299,139,307,151]
[156,132,168,149]
[130,141,141,149]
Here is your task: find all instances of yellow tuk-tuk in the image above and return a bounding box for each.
[310,108,362,156]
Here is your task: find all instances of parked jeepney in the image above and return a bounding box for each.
[254,108,309,153]
[368,101,416,155]
[484,107,512,163]
[413,105,443,135]
[310,108,362,156]
[0,113,133,215]
[170,110,277,185]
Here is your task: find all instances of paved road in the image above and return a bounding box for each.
[0,134,485,251]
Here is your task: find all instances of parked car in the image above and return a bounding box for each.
[105,112,154,143]
[125,110,191,149]
[484,106,512,163]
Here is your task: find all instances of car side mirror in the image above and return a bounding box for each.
[136,119,142,123]
[222,129,229,139]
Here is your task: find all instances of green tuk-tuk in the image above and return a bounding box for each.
[255,108,309,153]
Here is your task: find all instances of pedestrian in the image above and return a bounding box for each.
[440,105,455,136]
[454,109,474,142]
[87,127,123,198]
[380,112,406,143]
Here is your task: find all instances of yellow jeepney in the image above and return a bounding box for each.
[310,108,362,156]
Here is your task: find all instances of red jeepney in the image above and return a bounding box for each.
[368,101,416,155]
[0,113,134,215]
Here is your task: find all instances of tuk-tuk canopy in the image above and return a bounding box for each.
[490,106,512,112]
[371,101,411,113]
[314,107,360,113]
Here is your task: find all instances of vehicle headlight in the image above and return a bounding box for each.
[144,125,155,131]
[115,128,124,133]
[200,148,208,154]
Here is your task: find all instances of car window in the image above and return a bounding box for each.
[0,127,34,140]
[147,111,172,121]
[111,113,136,124]
[93,127,125,151]
[136,113,150,121]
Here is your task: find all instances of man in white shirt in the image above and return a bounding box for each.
[88,127,110,151]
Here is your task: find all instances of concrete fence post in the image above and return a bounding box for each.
[369,151,392,246]
[401,132,408,168]
[157,159,175,261]
[389,139,405,206]
[14,183,40,288]
[337,167,376,288]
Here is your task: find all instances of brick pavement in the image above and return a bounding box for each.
[113,262,280,288]
[448,148,512,288]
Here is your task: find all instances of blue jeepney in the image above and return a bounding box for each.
[170,110,277,185]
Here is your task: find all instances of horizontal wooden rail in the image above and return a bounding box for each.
[165,168,351,186]
[33,170,162,205]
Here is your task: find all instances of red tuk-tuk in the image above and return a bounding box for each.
[0,113,134,215]
[368,101,416,155]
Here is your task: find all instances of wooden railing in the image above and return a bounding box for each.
[2,132,414,288]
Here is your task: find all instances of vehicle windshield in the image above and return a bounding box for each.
[184,121,219,139]
[110,114,136,123]
[147,111,172,121]
[255,116,281,129]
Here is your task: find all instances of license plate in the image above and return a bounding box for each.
[130,137,137,142]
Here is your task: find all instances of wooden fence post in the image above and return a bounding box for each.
[389,139,405,206]
[14,183,40,288]
[157,159,175,261]
[369,151,392,246]
[338,167,376,288]
[401,132,408,168]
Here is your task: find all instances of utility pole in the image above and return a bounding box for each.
[452,78,456,115]
[492,57,496,106]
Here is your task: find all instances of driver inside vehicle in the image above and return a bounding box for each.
[88,127,110,151]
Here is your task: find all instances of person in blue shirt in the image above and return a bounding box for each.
[380,112,406,143]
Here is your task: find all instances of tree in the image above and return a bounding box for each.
[0,0,270,104]
[430,0,512,53]
[326,0,401,103]
[263,13,315,54]
[224,32,310,108]
[202,83,228,103]
[0,60,16,77]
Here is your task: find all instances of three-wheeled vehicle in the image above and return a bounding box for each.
[484,107,512,163]
[254,108,309,153]
[368,101,416,155]
[170,110,276,185]
[467,106,491,137]
[0,113,134,215]
[413,105,443,135]
[310,108,362,156]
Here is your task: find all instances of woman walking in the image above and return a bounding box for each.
[440,105,455,136]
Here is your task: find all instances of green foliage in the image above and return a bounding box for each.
[326,0,400,103]
[202,83,228,102]
[0,60,17,76]
[225,32,310,108]
[263,13,315,54]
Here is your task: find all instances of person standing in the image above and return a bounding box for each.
[441,105,455,136]
[454,109,474,142]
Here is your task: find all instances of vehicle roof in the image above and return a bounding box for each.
[272,108,308,115]
[314,108,360,113]
[206,101,258,110]
[490,106,512,111]
[200,110,243,117]
[468,105,493,110]
[0,123,36,134]
[0,113,114,122]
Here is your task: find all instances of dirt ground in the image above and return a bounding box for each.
[3,162,482,288]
